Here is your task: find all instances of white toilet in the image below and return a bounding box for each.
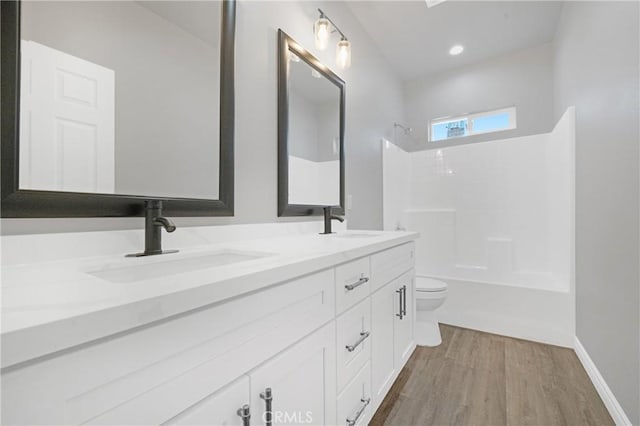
[415,277,448,347]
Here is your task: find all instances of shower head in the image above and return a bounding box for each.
[394,122,413,135]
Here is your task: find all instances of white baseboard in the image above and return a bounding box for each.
[574,337,632,426]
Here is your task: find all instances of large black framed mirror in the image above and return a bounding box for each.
[1,0,235,218]
[277,30,345,217]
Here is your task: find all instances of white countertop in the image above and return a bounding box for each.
[1,230,417,368]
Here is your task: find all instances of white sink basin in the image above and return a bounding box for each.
[88,250,272,283]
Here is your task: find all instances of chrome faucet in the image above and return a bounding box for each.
[320,206,344,234]
[127,200,178,257]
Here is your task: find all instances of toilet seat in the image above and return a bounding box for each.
[415,278,447,292]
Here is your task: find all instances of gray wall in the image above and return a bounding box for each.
[21,1,221,199]
[554,2,640,423]
[401,42,554,151]
[3,1,404,234]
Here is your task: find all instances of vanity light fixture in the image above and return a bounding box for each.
[449,44,464,55]
[314,9,352,69]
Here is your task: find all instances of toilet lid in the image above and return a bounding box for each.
[416,278,448,292]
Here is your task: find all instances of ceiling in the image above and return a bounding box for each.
[346,1,563,81]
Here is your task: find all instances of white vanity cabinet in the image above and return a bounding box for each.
[369,246,416,414]
[1,238,416,426]
[1,269,336,426]
[370,273,415,413]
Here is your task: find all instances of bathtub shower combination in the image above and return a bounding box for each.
[383,108,575,347]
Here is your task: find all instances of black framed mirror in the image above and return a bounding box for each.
[1,0,235,218]
[277,30,345,217]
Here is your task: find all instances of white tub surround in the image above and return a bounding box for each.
[1,225,417,425]
[383,108,575,347]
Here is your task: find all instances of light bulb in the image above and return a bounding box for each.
[336,39,351,69]
[314,17,330,50]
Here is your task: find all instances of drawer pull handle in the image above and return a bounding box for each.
[345,276,369,291]
[345,331,370,352]
[396,287,404,319]
[402,285,407,317]
[260,388,273,426]
[237,404,251,426]
[346,397,371,426]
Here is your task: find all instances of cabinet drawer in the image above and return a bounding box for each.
[2,269,335,426]
[335,257,371,314]
[370,242,415,292]
[337,362,372,426]
[336,299,371,392]
[166,376,250,426]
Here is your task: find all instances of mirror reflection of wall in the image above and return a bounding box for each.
[19,1,221,199]
[287,51,340,206]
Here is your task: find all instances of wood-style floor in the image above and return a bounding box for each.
[370,325,613,426]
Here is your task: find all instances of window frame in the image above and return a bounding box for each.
[429,106,517,142]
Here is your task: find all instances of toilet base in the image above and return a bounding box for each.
[415,310,442,347]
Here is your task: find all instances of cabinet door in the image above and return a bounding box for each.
[166,376,250,426]
[249,323,336,426]
[370,281,396,412]
[394,270,415,369]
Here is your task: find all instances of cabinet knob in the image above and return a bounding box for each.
[236,404,251,426]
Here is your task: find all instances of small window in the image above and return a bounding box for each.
[430,106,516,142]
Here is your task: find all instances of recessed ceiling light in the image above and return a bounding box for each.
[449,45,464,56]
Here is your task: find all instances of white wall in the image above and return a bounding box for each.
[553,2,640,423]
[2,0,405,234]
[401,42,554,151]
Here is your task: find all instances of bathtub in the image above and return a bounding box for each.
[416,274,573,347]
